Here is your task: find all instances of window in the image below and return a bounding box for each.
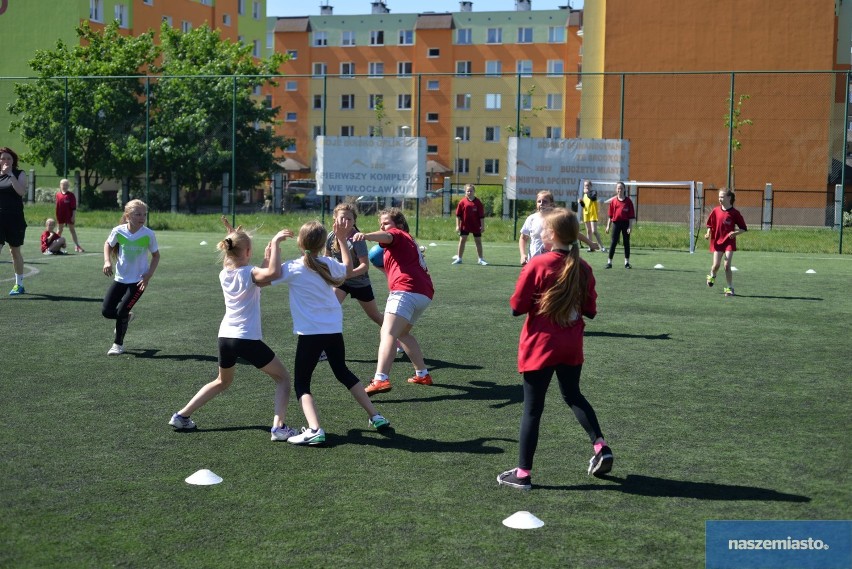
[485,61,502,76]
[485,126,500,142]
[397,94,412,110]
[517,27,533,43]
[314,31,328,47]
[546,94,562,110]
[238,0,245,15]
[313,94,324,109]
[456,61,472,76]
[200,0,212,5]
[426,112,439,122]
[370,30,385,45]
[548,26,565,43]
[89,0,103,22]
[341,125,355,137]
[252,85,262,96]
[223,14,231,26]
[520,126,531,137]
[143,0,153,5]
[285,80,298,91]
[252,1,261,19]
[312,62,327,77]
[114,4,128,27]
[162,15,173,26]
[547,59,564,76]
[484,159,500,175]
[427,145,438,154]
[457,28,472,44]
[264,94,272,109]
[340,62,354,78]
[267,31,274,50]
[427,80,440,90]
[398,29,414,45]
[428,48,440,58]
[368,62,384,78]
[284,140,296,152]
[485,94,502,110]
[455,93,471,110]
[397,61,412,76]
[456,158,470,174]
[252,40,260,57]
[285,112,297,122]
[455,126,470,141]
[369,126,382,137]
[286,50,298,60]
[342,31,356,46]
[487,27,502,44]
[516,60,533,77]
[519,93,533,110]
[313,125,324,138]
[181,20,192,33]
[368,94,383,110]
[546,126,562,138]
[341,94,355,109]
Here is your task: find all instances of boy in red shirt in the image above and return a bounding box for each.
[452,184,488,266]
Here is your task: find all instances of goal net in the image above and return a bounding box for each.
[575,180,700,253]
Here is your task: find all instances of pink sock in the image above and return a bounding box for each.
[516,468,531,478]
[594,440,607,454]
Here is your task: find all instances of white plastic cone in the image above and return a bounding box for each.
[654,263,664,269]
[731,266,738,271]
[806,269,816,274]
[199,241,208,245]
[185,469,223,485]
[502,511,544,529]
[429,242,437,247]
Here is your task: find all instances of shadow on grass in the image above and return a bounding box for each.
[586,331,671,340]
[344,356,484,373]
[338,426,511,454]
[127,348,218,363]
[370,380,522,409]
[173,425,270,434]
[6,293,103,303]
[731,294,822,301]
[537,474,810,502]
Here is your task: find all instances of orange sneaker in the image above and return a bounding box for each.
[407,374,433,386]
[365,379,392,395]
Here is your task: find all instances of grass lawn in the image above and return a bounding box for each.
[1,219,850,568]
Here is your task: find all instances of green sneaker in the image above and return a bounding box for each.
[8,284,25,296]
[724,287,735,297]
[369,414,390,429]
[706,274,715,287]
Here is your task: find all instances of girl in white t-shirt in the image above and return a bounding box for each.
[263,219,390,445]
[169,219,298,441]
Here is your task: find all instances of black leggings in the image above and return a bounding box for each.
[608,220,631,261]
[102,281,143,345]
[293,333,360,398]
[518,365,604,470]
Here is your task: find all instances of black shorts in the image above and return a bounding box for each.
[0,211,27,247]
[218,337,276,369]
[459,231,481,237]
[337,283,375,302]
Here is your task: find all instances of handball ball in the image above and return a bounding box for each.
[368,244,384,268]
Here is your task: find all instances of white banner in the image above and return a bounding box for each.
[506,138,630,201]
[316,136,426,198]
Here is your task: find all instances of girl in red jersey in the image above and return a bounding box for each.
[498,208,612,490]
[55,178,85,252]
[352,208,434,395]
[705,188,747,296]
[604,181,635,269]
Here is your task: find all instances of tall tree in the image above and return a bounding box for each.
[8,21,157,199]
[150,23,288,210]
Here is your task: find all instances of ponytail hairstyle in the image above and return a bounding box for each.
[721,187,736,205]
[298,221,345,287]
[379,207,409,233]
[330,202,359,255]
[537,208,588,327]
[216,228,253,268]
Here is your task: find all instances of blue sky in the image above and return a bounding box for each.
[267,0,583,17]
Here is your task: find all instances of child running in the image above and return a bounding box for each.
[705,188,747,296]
[262,218,390,445]
[498,207,613,490]
[352,208,435,395]
[102,199,159,355]
[169,219,297,441]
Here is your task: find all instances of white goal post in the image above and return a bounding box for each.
[575,180,700,253]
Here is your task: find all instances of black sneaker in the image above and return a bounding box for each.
[588,446,614,477]
[624,262,632,269]
[604,263,612,269]
[497,468,532,490]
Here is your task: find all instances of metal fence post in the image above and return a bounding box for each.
[442,176,451,217]
[74,171,82,207]
[27,169,34,204]
[170,173,178,213]
[122,177,130,207]
[222,172,230,215]
[834,184,843,230]
[762,183,773,230]
[273,172,283,213]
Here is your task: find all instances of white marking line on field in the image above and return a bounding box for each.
[0,263,40,283]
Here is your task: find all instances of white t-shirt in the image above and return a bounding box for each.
[218,265,263,340]
[520,212,548,259]
[271,256,347,335]
[106,224,158,283]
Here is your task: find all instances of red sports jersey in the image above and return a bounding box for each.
[55,190,77,224]
[381,227,434,299]
[706,206,747,252]
[510,250,597,372]
[41,230,60,253]
[607,197,635,222]
[456,197,485,233]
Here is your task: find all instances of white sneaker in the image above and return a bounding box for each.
[169,413,196,430]
[271,425,299,441]
[477,259,488,266]
[107,343,125,355]
[451,257,462,265]
[287,427,326,445]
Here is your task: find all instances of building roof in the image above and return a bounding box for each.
[275,17,310,33]
[415,13,453,30]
